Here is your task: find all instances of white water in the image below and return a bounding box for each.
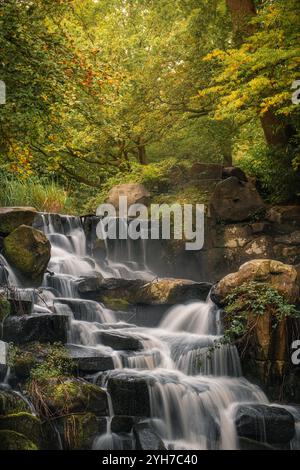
[1,212,299,450]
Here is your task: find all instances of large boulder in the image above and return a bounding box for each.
[213,259,299,305]
[3,313,69,344]
[0,412,41,448]
[3,225,51,284]
[0,207,37,235]
[222,167,247,182]
[134,422,166,450]
[235,405,295,445]
[210,177,265,223]
[107,371,152,417]
[106,183,151,209]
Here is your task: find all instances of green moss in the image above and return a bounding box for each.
[60,413,98,450]
[0,412,41,446]
[0,430,38,450]
[0,295,10,323]
[0,391,30,415]
[0,210,36,235]
[102,297,130,311]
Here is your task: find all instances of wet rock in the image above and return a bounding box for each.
[84,278,145,301]
[106,183,151,209]
[54,413,99,450]
[134,422,166,450]
[0,412,41,447]
[96,331,144,351]
[76,273,104,295]
[239,437,275,450]
[67,344,115,372]
[3,313,69,344]
[0,391,31,415]
[136,279,212,305]
[222,167,247,182]
[3,225,51,284]
[212,259,299,306]
[210,177,265,223]
[107,372,151,417]
[0,430,38,450]
[111,416,135,434]
[0,341,8,382]
[235,405,295,444]
[0,207,37,235]
[33,378,108,417]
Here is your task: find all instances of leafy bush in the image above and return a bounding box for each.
[222,281,299,343]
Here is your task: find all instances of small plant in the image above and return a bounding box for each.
[222,281,299,344]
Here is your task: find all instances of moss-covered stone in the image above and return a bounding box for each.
[0,390,30,415]
[0,207,37,235]
[0,412,41,446]
[0,430,38,450]
[3,224,51,284]
[0,295,10,323]
[58,413,98,450]
[28,377,108,417]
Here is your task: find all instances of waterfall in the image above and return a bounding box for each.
[1,211,299,450]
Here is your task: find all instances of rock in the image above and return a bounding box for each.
[76,273,104,295]
[82,277,145,301]
[107,371,151,417]
[0,430,38,450]
[244,236,274,258]
[136,279,212,305]
[0,341,9,382]
[235,405,295,444]
[190,163,222,180]
[134,422,166,450]
[210,177,265,223]
[96,331,144,351]
[0,391,31,415]
[111,416,135,434]
[239,437,275,450]
[67,344,115,372]
[34,378,108,416]
[0,412,41,447]
[3,225,51,284]
[275,231,300,245]
[267,206,300,226]
[55,413,98,450]
[3,313,69,344]
[222,167,247,182]
[106,183,151,209]
[250,222,269,234]
[0,207,37,235]
[212,259,299,305]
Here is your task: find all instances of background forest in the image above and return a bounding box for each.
[0,0,299,213]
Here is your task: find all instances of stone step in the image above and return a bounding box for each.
[67,344,115,372]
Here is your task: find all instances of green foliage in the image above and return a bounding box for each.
[0,173,75,213]
[28,344,75,383]
[222,281,299,343]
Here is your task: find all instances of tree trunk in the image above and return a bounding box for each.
[136,138,148,165]
[226,0,291,149]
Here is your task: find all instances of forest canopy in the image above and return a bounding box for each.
[0,0,299,212]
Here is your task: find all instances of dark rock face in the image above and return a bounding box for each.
[111,416,135,434]
[134,422,166,450]
[3,225,51,284]
[210,177,265,223]
[76,273,104,295]
[96,331,144,351]
[107,372,151,417]
[3,313,69,344]
[67,344,115,372]
[222,167,247,182]
[235,405,295,444]
[0,207,37,235]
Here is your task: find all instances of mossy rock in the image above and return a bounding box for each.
[0,295,10,323]
[0,207,37,235]
[0,430,38,450]
[102,297,130,311]
[3,224,51,284]
[28,378,108,417]
[0,412,41,446]
[57,413,99,450]
[0,390,30,415]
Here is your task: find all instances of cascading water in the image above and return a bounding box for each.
[1,212,300,450]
